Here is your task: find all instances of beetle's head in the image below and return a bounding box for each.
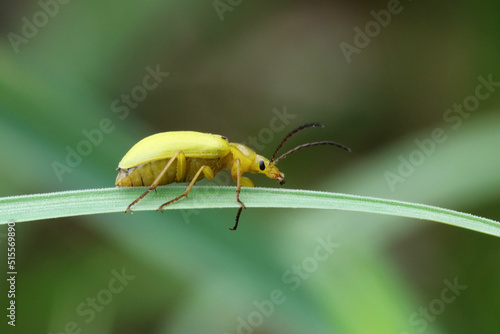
[252,154,285,184]
[229,143,285,184]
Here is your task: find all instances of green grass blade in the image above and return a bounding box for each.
[0,186,498,237]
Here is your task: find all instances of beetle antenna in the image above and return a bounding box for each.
[274,141,351,164]
[270,123,324,163]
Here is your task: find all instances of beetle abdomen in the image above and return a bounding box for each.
[115,158,224,187]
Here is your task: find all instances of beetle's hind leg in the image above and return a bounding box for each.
[125,150,185,213]
[157,165,215,211]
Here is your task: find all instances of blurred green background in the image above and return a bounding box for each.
[1,0,500,333]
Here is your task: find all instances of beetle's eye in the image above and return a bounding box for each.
[259,160,265,171]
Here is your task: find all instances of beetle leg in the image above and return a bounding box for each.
[175,149,187,182]
[125,151,183,213]
[157,165,214,211]
[240,176,255,187]
[229,159,246,231]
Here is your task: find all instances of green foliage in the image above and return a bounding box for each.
[2,1,500,333]
[1,187,499,237]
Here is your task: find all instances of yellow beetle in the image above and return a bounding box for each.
[116,123,350,230]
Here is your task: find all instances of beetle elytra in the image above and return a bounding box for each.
[115,123,350,230]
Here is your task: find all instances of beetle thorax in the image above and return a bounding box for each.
[228,143,258,171]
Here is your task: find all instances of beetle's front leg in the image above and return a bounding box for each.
[229,159,249,231]
[240,176,255,187]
